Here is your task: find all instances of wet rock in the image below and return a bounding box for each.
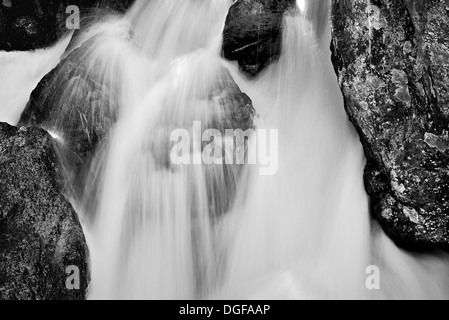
[331,0,449,250]
[204,66,257,218]
[0,0,135,51]
[0,122,89,300]
[19,41,121,199]
[222,0,297,77]
[209,67,257,132]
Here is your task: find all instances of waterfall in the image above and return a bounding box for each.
[1,0,448,300]
[84,0,237,300]
[216,6,372,300]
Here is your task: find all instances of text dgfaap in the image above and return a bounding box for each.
[224,305,271,315]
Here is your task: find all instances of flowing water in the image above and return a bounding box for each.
[1,0,448,300]
[0,35,71,125]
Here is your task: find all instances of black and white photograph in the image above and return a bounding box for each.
[0,0,449,303]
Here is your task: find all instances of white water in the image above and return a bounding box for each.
[1,0,448,300]
[85,0,237,300]
[216,12,371,299]
[0,36,71,125]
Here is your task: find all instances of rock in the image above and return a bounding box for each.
[0,0,135,51]
[96,0,135,14]
[203,65,257,218]
[18,40,122,199]
[331,0,449,250]
[206,68,254,217]
[222,0,297,77]
[209,67,257,133]
[0,122,89,300]
[140,55,257,218]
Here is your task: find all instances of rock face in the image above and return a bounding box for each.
[222,0,296,77]
[0,122,89,299]
[0,0,135,51]
[331,0,449,250]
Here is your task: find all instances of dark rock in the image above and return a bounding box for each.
[0,0,135,51]
[222,0,297,77]
[0,122,89,300]
[209,67,257,133]
[207,67,257,218]
[96,0,135,14]
[331,0,449,250]
[19,39,122,200]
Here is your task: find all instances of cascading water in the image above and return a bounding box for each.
[86,51,251,299]
[2,0,449,300]
[216,9,372,299]
[83,0,449,300]
[84,0,241,300]
[218,2,449,300]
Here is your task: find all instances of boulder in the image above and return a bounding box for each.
[331,0,449,250]
[19,48,118,199]
[222,0,296,77]
[0,122,89,300]
[18,23,131,198]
